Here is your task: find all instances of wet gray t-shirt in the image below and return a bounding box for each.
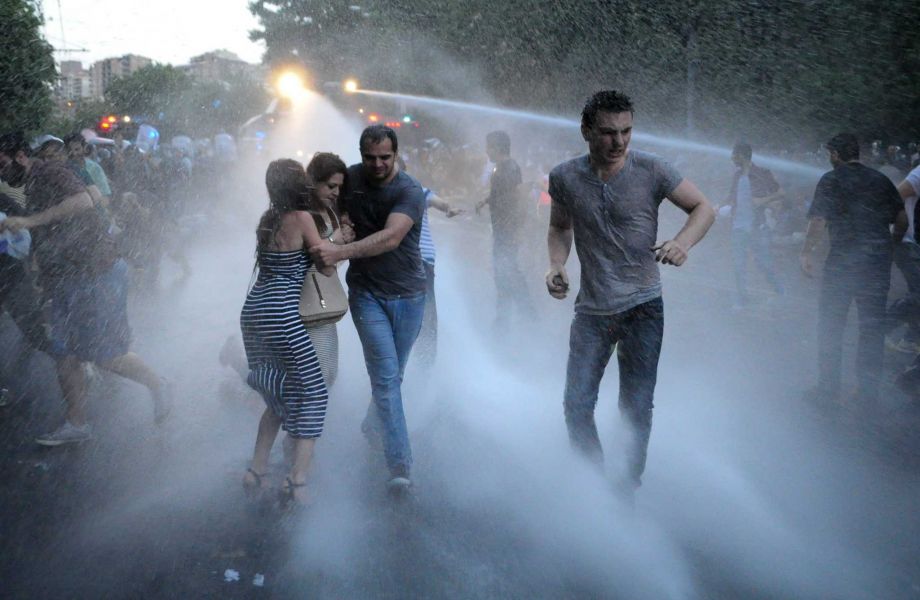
[549,151,683,315]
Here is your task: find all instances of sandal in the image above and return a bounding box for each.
[242,468,268,496]
[279,476,309,509]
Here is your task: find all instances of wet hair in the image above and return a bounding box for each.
[36,138,64,159]
[306,152,347,186]
[826,133,859,162]
[0,132,31,157]
[256,159,309,261]
[305,152,347,233]
[486,130,511,155]
[732,142,753,160]
[62,132,85,148]
[359,124,398,154]
[581,90,634,129]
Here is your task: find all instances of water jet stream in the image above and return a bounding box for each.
[354,88,826,178]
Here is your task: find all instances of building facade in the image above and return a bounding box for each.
[90,54,153,98]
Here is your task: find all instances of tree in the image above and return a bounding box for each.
[0,0,57,133]
[105,64,192,126]
[249,0,384,83]
[250,0,920,145]
[102,64,269,139]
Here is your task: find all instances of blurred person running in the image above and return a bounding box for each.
[476,130,537,333]
[240,159,337,507]
[546,91,715,494]
[800,133,904,407]
[725,142,785,309]
[0,132,172,446]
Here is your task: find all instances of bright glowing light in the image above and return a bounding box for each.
[296,150,304,157]
[344,79,359,93]
[358,108,365,114]
[402,115,411,123]
[123,115,132,123]
[278,72,306,99]
[368,113,379,122]
[107,115,117,123]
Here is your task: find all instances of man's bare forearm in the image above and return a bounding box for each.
[29,191,94,227]
[802,217,826,253]
[673,202,715,250]
[548,225,573,268]
[429,195,450,212]
[336,228,401,261]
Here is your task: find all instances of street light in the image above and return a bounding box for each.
[277,71,306,99]
[344,79,359,94]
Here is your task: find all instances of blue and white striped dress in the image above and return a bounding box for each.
[240,250,328,438]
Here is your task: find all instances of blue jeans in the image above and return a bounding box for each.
[350,288,426,476]
[563,298,664,486]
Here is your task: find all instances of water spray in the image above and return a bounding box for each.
[352,88,825,178]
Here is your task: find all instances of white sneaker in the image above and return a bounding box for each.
[386,476,412,498]
[35,421,92,446]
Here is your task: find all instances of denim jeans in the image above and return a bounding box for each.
[350,288,426,476]
[564,297,664,486]
[731,226,782,303]
[818,257,890,401]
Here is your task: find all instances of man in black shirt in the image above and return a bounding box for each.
[801,133,904,405]
[475,130,535,332]
[310,125,426,494]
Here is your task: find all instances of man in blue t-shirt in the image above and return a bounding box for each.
[546,91,715,493]
[310,125,427,494]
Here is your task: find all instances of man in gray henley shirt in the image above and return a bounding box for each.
[546,90,715,492]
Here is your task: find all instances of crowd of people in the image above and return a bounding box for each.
[2,88,919,511]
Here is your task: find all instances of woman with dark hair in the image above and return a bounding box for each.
[239,159,333,506]
[303,152,350,386]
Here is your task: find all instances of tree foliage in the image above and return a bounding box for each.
[89,64,269,139]
[0,0,57,133]
[250,0,920,146]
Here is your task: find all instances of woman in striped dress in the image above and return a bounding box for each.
[240,159,333,506]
